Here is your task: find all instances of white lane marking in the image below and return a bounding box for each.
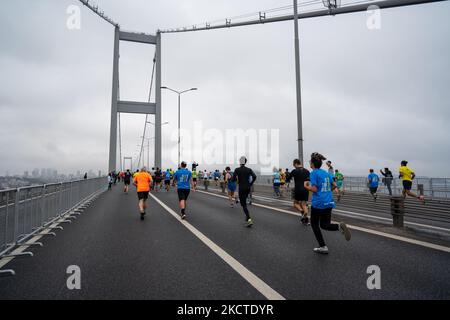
[205,189,450,233]
[196,190,450,254]
[149,193,285,300]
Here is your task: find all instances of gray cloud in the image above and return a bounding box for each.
[0,0,449,177]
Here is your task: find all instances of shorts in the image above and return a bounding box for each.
[124,180,131,185]
[369,187,378,194]
[227,183,237,192]
[137,191,149,200]
[177,189,190,201]
[193,178,197,182]
[294,189,309,202]
[403,180,412,191]
[155,178,162,183]
[164,180,171,185]
[214,177,219,181]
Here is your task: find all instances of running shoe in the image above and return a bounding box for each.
[301,216,309,225]
[181,214,186,220]
[339,223,351,241]
[313,246,329,254]
[140,212,145,220]
[246,219,253,227]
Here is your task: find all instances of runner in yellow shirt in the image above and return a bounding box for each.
[399,160,424,203]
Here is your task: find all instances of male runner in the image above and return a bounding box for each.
[334,169,344,202]
[164,169,171,192]
[290,159,310,225]
[232,156,257,227]
[399,160,425,202]
[192,169,198,191]
[368,169,379,201]
[173,161,193,219]
[133,167,152,220]
[123,169,132,193]
[154,167,162,192]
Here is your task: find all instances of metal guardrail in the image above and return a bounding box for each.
[0,177,107,263]
[256,175,450,199]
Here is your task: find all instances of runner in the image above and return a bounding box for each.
[279,168,286,197]
[192,169,198,191]
[214,170,220,186]
[285,168,292,190]
[231,156,257,227]
[273,169,281,198]
[304,152,351,254]
[154,167,162,192]
[203,170,209,190]
[399,160,425,202]
[368,169,379,201]
[334,169,344,202]
[107,173,113,190]
[133,167,152,220]
[173,161,194,220]
[290,159,310,225]
[169,168,175,187]
[223,166,237,208]
[248,174,254,205]
[326,161,334,178]
[123,169,132,193]
[164,169,171,192]
[380,167,394,196]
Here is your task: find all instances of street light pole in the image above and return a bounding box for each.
[293,0,304,164]
[178,93,181,168]
[161,87,197,167]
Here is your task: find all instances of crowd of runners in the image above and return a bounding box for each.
[106,155,425,254]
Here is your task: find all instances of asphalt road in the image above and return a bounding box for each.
[0,185,449,300]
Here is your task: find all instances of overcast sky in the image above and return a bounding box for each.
[1,0,449,177]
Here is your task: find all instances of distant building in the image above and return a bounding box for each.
[32,168,39,178]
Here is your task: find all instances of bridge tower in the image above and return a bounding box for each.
[109,27,162,173]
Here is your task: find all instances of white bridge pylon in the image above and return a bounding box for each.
[109,28,162,172]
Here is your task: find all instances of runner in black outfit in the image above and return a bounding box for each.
[290,159,310,225]
[232,156,257,227]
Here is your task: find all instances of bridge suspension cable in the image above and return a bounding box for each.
[160,0,323,32]
[160,0,447,33]
[137,52,157,169]
[78,0,120,28]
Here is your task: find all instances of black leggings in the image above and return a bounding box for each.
[310,207,339,247]
[239,189,251,220]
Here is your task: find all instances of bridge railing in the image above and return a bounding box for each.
[255,175,450,199]
[0,177,107,257]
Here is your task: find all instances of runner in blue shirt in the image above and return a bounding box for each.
[368,169,380,201]
[164,169,171,192]
[304,152,351,254]
[173,161,193,220]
